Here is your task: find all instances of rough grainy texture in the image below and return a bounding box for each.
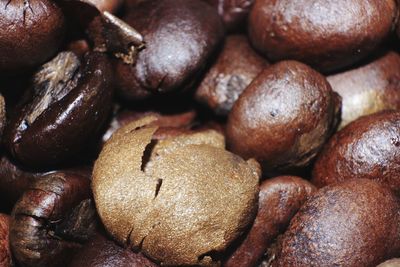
[312,111,400,194]
[271,179,400,267]
[248,0,397,72]
[328,51,400,129]
[0,0,65,73]
[85,0,123,13]
[4,52,114,168]
[92,116,260,266]
[225,176,316,267]
[115,0,225,100]
[378,258,400,267]
[69,234,158,267]
[10,172,96,267]
[227,60,340,173]
[195,35,268,115]
[0,214,12,267]
[203,0,254,31]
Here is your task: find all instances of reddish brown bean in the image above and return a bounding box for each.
[327,51,400,129]
[196,35,268,115]
[271,179,400,267]
[312,111,400,195]
[225,176,316,267]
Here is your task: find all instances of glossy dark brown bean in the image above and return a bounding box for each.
[248,0,397,72]
[10,172,97,267]
[4,51,114,168]
[0,214,12,267]
[328,51,400,129]
[227,60,340,174]
[225,176,316,267]
[271,179,400,267]
[195,35,268,115]
[312,111,400,195]
[69,234,158,267]
[203,0,254,31]
[115,0,225,100]
[0,0,65,73]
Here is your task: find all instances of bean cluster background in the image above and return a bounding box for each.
[0,0,399,267]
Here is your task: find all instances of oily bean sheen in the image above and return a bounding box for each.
[227,60,340,174]
[271,179,400,267]
[195,35,268,116]
[328,51,400,129]
[248,0,397,72]
[0,0,65,73]
[312,111,400,195]
[225,176,316,267]
[115,0,224,100]
[4,52,113,168]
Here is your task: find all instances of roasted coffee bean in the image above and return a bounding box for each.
[248,0,397,72]
[115,0,225,100]
[225,176,316,267]
[0,0,65,74]
[271,179,400,267]
[4,51,113,168]
[10,172,97,267]
[93,116,260,266]
[312,111,400,195]
[227,60,340,174]
[203,0,254,32]
[0,214,12,267]
[328,51,400,129]
[69,234,158,267]
[195,35,268,116]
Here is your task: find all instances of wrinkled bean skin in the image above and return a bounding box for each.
[227,60,340,174]
[225,176,316,267]
[4,52,114,168]
[0,214,12,267]
[195,35,268,116]
[69,234,158,267]
[10,172,96,267]
[312,111,400,195]
[271,179,400,267]
[0,0,66,73]
[115,0,225,100]
[248,0,397,72]
[327,51,400,129]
